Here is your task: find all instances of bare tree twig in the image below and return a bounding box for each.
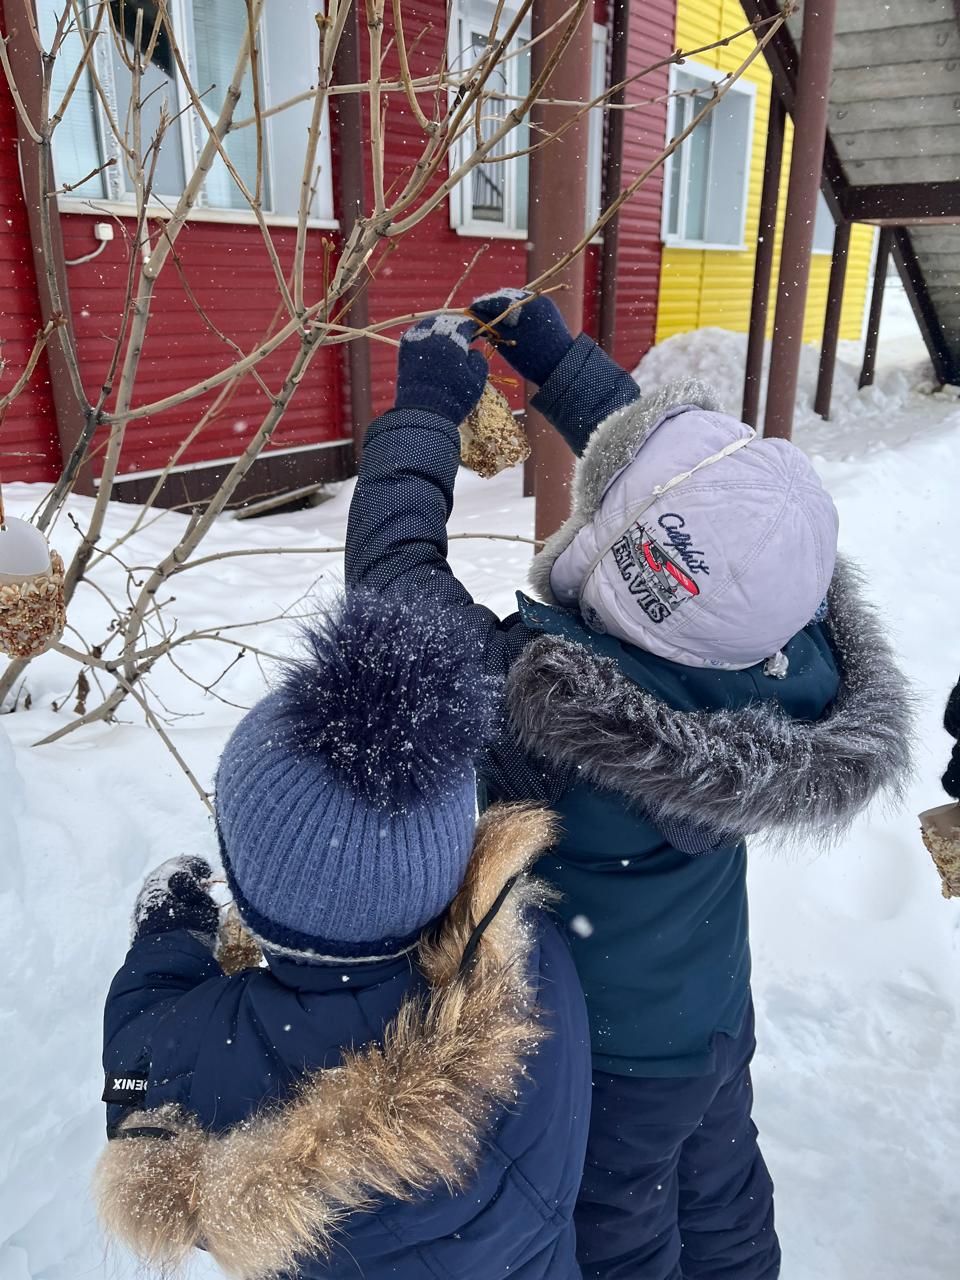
[527,11,787,293]
[49,0,107,131]
[164,7,297,319]
[0,33,41,142]
[0,318,64,411]
[392,0,433,133]
[61,0,268,607]
[117,678,214,812]
[366,0,387,217]
[2,0,781,757]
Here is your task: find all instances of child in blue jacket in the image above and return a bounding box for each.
[345,294,913,1279]
[95,590,592,1280]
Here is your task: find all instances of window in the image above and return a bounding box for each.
[662,62,756,250]
[449,1,607,237]
[812,191,836,253]
[39,1,334,222]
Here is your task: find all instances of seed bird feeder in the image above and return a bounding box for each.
[921,802,960,900]
[458,327,531,480]
[0,480,66,660]
[459,380,530,479]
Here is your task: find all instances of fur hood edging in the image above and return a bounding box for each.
[94,804,558,1280]
[508,559,914,840]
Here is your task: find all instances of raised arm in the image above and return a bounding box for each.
[469,290,641,455]
[345,313,572,802]
[345,315,527,672]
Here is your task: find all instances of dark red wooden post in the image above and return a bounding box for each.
[597,0,630,356]
[526,0,592,542]
[859,226,894,390]
[814,219,851,419]
[742,94,785,428]
[332,2,372,462]
[763,0,837,440]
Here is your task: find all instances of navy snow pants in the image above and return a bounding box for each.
[575,1003,779,1280]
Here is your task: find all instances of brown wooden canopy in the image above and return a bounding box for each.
[742,0,960,396]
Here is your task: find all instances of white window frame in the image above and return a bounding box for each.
[447,0,532,238]
[46,0,337,228]
[586,22,608,234]
[661,61,756,252]
[448,1,607,239]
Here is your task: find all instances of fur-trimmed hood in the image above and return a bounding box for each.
[95,804,559,1280]
[508,559,914,840]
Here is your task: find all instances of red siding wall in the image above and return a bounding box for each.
[0,0,673,487]
[0,87,60,482]
[360,2,530,415]
[60,215,345,478]
[359,0,670,408]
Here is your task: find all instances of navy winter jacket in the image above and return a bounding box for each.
[345,335,911,1077]
[99,808,592,1279]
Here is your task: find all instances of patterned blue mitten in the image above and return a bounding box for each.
[395,314,488,424]
[132,856,219,946]
[470,288,575,388]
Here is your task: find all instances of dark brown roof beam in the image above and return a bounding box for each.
[743,0,958,386]
[739,0,847,219]
[843,182,960,224]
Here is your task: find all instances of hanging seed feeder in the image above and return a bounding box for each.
[458,324,531,479]
[0,480,66,661]
[216,905,264,974]
[920,801,960,900]
[459,379,530,479]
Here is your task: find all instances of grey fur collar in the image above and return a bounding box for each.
[529,378,721,603]
[95,805,557,1280]
[509,559,913,839]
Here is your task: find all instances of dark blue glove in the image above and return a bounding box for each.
[943,677,960,800]
[132,856,219,945]
[395,314,488,424]
[470,288,576,388]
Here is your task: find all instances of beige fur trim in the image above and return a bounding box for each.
[94,803,559,1280]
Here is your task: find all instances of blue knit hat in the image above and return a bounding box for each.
[215,591,499,962]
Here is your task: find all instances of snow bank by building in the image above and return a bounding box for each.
[2,320,960,1279]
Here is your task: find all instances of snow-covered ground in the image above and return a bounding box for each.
[3,282,960,1279]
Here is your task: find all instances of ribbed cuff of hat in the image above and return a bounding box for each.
[217,827,428,962]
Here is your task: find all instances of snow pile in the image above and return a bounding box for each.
[3,310,960,1278]
[0,725,22,869]
[636,327,958,465]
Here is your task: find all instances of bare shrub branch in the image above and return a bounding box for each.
[0,0,785,795]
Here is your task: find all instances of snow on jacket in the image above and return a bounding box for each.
[96,805,592,1280]
[344,336,914,1076]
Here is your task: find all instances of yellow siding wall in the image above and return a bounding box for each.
[656,0,875,345]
